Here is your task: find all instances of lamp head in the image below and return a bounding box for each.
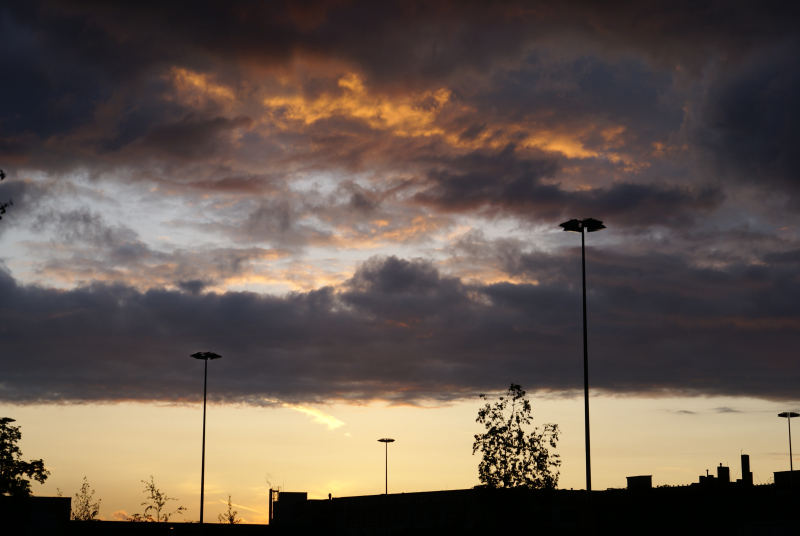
[778,411,800,418]
[377,438,395,443]
[191,351,222,361]
[559,219,582,232]
[583,218,606,232]
[559,218,605,233]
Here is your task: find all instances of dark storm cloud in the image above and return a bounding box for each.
[8,1,793,85]
[2,1,800,407]
[413,146,561,212]
[1,2,116,138]
[137,115,254,161]
[475,51,683,141]
[1,0,793,231]
[1,254,798,405]
[36,1,799,82]
[414,146,723,225]
[176,279,211,295]
[4,0,795,142]
[342,256,468,322]
[691,39,800,198]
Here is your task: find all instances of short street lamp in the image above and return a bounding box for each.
[377,438,395,495]
[560,217,605,492]
[191,351,222,523]
[778,411,799,471]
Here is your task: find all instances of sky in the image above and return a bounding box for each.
[1,0,799,523]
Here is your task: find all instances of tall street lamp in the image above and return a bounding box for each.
[377,438,395,495]
[778,411,799,471]
[560,217,605,492]
[191,351,222,523]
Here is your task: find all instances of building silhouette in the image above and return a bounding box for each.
[3,452,798,534]
[269,453,798,534]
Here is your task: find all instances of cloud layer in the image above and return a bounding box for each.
[2,252,798,404]
[1,1,799,404]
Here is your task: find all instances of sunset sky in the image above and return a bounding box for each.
[1,0,799,523]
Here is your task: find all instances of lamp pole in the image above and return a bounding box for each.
[560,218,605,492]
[377,438,395,495]
[191,351,222,523]
[778,411,799,471]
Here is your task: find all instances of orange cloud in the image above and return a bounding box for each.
[219,262,349,293]
[264,72,450,137]
[168,67,236,108]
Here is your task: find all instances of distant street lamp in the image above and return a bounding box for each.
[377,438,395,495]
[560,217,605,492]
[191,351,222,523]
[778,411,799,471]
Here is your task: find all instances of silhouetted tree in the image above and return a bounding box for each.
[71,476,101,521]
[0,417,49,496]
[128,476,186,522]
[0,169,12,221]
[472,384,560,489]
[218,495,241,524]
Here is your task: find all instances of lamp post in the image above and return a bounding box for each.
[191,351,222,523]
[377,438,395,495]
[778,411,799,471]
[560,218,605,492]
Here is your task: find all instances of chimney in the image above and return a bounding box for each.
[741,454,753,487]
[717,463,730,484]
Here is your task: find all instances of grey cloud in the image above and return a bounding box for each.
[234,199,334,249]
[414,146,723,226]
[342,256,468,323]
[0,179,45,233]
[413,145,561,213]
[764,249,800,265]
[34,209,140,251]
[7,1,793,99]
[27,207,285,289]
[2,1,800,408]
[348,190,380,213]
[176,279,211,295]
[691,40,800,197]
[182,173,284,195]
[0,3,115,139]
[1,254,798,405]
[137,115,254,161]
[0,0,778,244]
[4,0,793,163]
[475,52,683,143]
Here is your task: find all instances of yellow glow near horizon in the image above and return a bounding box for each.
[281,402,345,430]
[3,394,796,523]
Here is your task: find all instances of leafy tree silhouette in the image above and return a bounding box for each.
[71,476,101,521]
[472,384,561,489]
[218,495,241,524]
[0,417,49,496]
[127,476,186,522]
[0,169,12,221]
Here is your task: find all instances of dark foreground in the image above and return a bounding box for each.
[4,485,798,535]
